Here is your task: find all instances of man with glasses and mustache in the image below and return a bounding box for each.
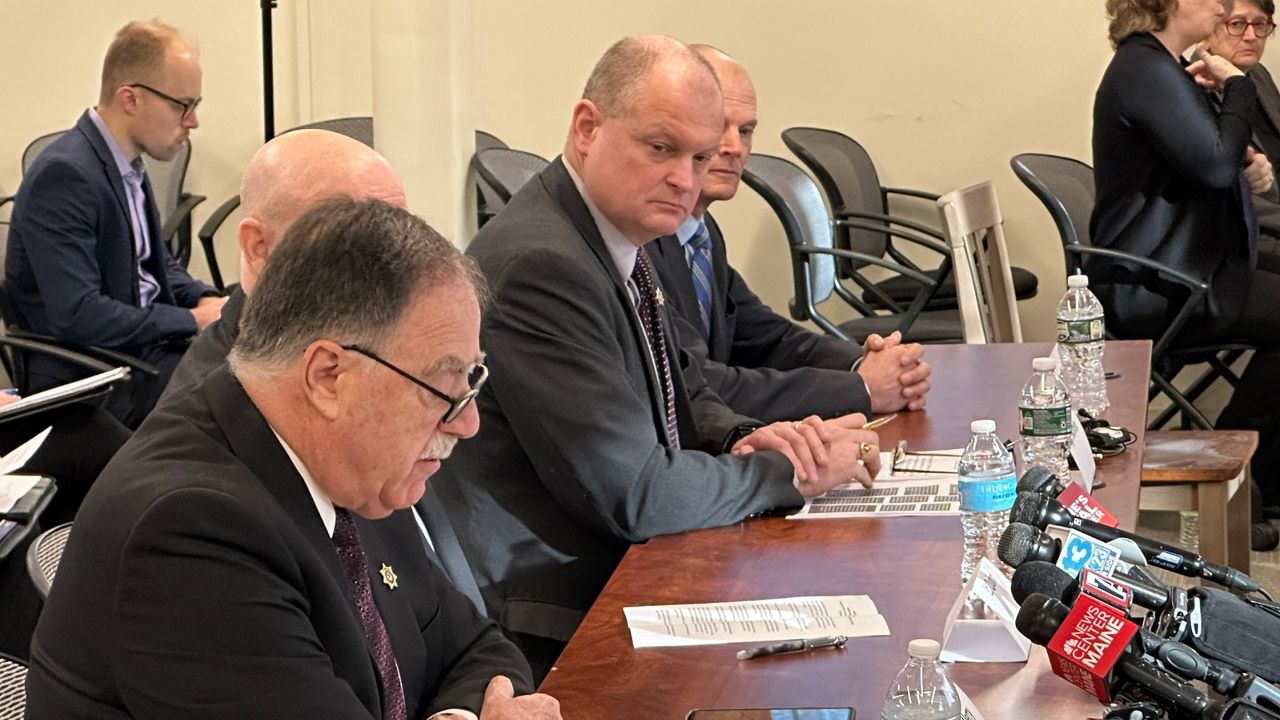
[159,129,488,613]
[25,198,554,720]
[6,20,224,428]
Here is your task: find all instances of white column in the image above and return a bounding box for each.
[370,0,474,247]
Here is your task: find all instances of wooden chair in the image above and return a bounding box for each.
[1140,430,1256,574]
[935,181,1022,344]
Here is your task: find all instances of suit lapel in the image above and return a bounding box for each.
[200,368,389,715]
[1253,66,1280,140]
[704,213,733,357]
[541,158,670,433]
[77,111,143,306]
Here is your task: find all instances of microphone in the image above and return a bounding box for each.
[1010,492,1261,593]
[1017,592,1222,715]
[1015,468,1119,527]
[1010,560,1173,614]
[1017,466,1062,495]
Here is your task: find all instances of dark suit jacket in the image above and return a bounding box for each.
[1249,63,1280,210]
[156,286,487,614]
[24,368,531,719]
[432,158,802,644]
[160,285,245,403]
[5,111,215,390]
[1088,32,1256,337]
[646,214,866,422]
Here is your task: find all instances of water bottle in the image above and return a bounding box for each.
[1056,274,1109,415]
[1018,357,1073,482]
[880,638,963,720]
[957,419,1016,585]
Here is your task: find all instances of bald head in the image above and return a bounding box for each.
[687,45,757,215]
[564,35,724,243]
[237,130,406,292]
[580,35,721,120]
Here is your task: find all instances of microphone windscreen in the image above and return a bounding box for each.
[1017,466,1057,494]
[1014,592,1067,645]
[1010,492,1046,526]
[1011,561,1073,605]
[998,522,1038,567]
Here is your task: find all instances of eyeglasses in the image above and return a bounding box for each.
[127,83,202,119]
[342,344,487,424]
[1224,18,1277,37]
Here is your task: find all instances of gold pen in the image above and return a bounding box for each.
[861,413,897,430]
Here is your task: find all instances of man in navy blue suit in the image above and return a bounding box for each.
[6,20,223,427]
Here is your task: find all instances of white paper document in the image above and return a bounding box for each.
[623,595,890,648]
[789,449,963,519]
[0,367,130,419]
[0,426,52,513]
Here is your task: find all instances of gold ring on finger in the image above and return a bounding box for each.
[858,441,873,460]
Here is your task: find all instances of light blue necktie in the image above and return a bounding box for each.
[686,220,715,340]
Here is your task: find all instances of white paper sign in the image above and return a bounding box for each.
[623,595,890,648]
[1068,414,1095,492]
[940,558,1031,663]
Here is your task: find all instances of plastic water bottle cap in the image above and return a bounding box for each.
[970,419,996,434]
[1067,274,1090,288]
[1032,357,1056,371]
[908,638,942,659]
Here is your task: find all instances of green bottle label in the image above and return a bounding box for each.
[1057,316,1104,344]
[1019,405,1071,437]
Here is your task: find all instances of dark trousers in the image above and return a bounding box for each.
[1214,243,1280,508]
[105,343,185,429]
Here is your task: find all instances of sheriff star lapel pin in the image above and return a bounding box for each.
[379,563,398,590]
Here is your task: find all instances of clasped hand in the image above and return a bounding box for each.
[732,413,881,497]
[856,331,931,413]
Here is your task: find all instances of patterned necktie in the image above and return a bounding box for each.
[685,220,715,340]
[332,508,408,720]
[631,252,680,448]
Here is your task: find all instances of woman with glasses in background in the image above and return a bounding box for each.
[1091,0,1280,550]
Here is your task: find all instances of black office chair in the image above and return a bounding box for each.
[473,148,550,208]
[741,153,963,345]
[1011,152,1251,430]
[25,522,72,599]
[196,116,375,291]
[0,653,27,719]
[783,126,1038,311]
[473,130,509,227]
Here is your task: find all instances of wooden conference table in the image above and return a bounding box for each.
[539,340,1152,720]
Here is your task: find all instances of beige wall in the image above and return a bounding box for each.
[2,2,1267,340]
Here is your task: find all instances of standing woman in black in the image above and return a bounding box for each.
[1090,0,1280,548]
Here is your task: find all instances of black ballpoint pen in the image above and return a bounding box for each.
[736,635,848,660]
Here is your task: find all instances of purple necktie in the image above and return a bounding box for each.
[631,252,680,448]
[332,508,408,720]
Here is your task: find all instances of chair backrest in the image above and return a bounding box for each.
[20,130,67,175]
[145,140,194,254]
[474,148,550,204]
[475,129,507,153]
[473,131,510,226]
[1010,153,1096,275]
[740,153,840,314]
[282,116,375,148]
[781,126,889,261]
[26,521,73,599]
[936,181,1022,344]
[0,654,26,720]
